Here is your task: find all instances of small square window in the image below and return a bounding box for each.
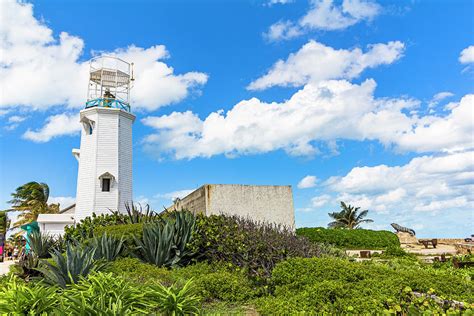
[102,178,111,192]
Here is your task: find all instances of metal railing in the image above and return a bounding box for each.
[85,98,131,112]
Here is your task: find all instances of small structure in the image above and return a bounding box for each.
[37,205,75,237]
[168,184,295,230]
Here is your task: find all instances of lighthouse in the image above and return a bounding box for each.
[73,56,135,221]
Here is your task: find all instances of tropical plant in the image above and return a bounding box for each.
[0,275,60,315]
[61,272,148,315]
[36,244,108,288]
[146,279,201,315]
[88,233,124,261]
[8,182,60,226]
[28,230,56,258]
[15,252,42,280]
[125,202,161,224]
[134,211,196,267]
[328,201,373,229]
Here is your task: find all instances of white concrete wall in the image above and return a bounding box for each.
[39,222,71,237]
[75,107,135,221]
[205,185,295,230]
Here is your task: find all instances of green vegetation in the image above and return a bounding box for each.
[3,208,473,314]
[254,257,473,314]
[297,226,400,249]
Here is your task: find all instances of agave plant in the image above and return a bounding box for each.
[28,230,56,258]
[0,275,60,315]
[36,244,108,288]
[125,202,161,224]
[145,279,201,315]
[134,211,196,267]
[88,233,124,261]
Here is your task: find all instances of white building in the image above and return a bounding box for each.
[38,56,135,235]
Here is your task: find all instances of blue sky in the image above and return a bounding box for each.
[0,0,473,237]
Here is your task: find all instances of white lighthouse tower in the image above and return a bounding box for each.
[73,56,135,221]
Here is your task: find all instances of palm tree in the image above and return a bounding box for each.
[328,201,373,229]
[8,182,59,227]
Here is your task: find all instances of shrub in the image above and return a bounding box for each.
[61,272,148,315]
[109,258,258,303]
[94,222,144,245]
[190,214,343,281]
[134,211,196,267]
[254,257,474,314]
[146,279,201,315]
[87,233,125,261]
[64,212,128,241]
[37,244,108,288]
[0,275,60,315]
[296,227,400,249]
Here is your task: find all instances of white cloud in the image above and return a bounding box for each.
[48,196,76,208]
[264,20,302,41]
[459,45,474,64]
[267,0,294,6]
[7,115,27,124]
[23,113,80,142]
[266,0,381,40]
[325,151,474,215]
[311,194,331,207]
[0,0,207,112]
[248,40,404,90]
[297,175,318,188]
[143,77,472,160]
[428,91,454,108]
[394,94,474,153]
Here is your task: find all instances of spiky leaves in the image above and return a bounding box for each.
[88,233,124,261]
[134,211,196,268]
[36,244,108,288]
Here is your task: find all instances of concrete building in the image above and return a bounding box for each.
[169,184,295,230]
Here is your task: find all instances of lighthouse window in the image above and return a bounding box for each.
[84,121,93,135]
[102,178,111,192]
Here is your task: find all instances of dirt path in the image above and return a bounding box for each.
[0,260,16,275]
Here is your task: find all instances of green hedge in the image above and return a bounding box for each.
[108,258,258,303]
[254,257,474,314]
[94,222,143,239]
[296,227,399,249]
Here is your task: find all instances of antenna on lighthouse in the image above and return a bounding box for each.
[86,56,133,112]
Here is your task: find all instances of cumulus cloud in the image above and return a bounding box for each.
[248,40,404,90]
[143,78,473,160]
[266,0,381,41]
[23,113,80,142]
[0,0,207,112]
[459,45,474,64]
[324,151,474,216]
[297,175,318,188]
[156,189,194,201]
